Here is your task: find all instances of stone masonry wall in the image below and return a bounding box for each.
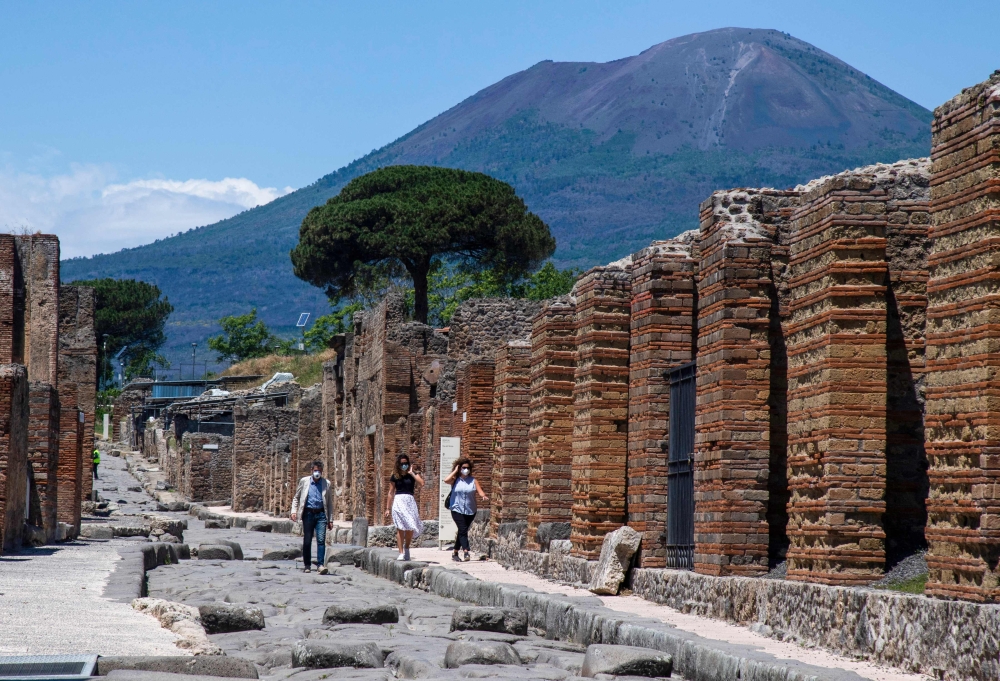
[489,341,531,536]
[571,265,632,559]
[925,72,1000,602]
[694,190,798,576]
[627,237,698,568]
[15,236,60,389]
[58,285,97,502]
[527,296,577,549]
[0,365,28,553]
[448,298,541,367]
[27,381,59,542]
[57,394,82,533]
[458,360,496,497]
[181,432,233,502]
[232,397,298,512]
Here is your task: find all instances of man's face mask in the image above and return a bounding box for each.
[312,471,321,480]
[401,463,409,471]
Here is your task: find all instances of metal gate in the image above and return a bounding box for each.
[666,361,696,569]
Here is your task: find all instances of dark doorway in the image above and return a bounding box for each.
[666,361,696,569]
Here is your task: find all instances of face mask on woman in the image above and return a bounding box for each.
[460,467,470,477]
[400,463,410,472]
[312,471,321,480]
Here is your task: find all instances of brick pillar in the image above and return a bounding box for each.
[785,166,902,585]
[693,190,798,576]
[527,296,576,549]
[27,382,59,542]
[0,365,28,553]
[57,392,82,534]
[490,341,531,536]
[925,73,1000,602]
[458,360,495,497]
[0,236,15,363]
[16,235,60,388]
[571,266,632,559]
[58,285,96,503]
[627,238,698,568]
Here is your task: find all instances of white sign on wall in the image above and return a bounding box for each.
[438,436,461,547]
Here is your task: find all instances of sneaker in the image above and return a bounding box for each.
[463,551,471,562]
[319,566,329,575]
[403,550,411,561]
[396,553,406,561]
[303,567,311,573]
[452,553,462,562]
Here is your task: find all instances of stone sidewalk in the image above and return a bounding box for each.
[0,449,180,656]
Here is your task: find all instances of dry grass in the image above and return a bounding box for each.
[221,348,337,388]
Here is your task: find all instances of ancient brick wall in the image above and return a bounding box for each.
[14,236,60,389]
[570,266,632,559]
[925,72,1000,602]
[57,391,82,533]
[0,365,28,553]
[527,296,577,549]
[627,237,699,568]
[0,236,15,364]
[448,298,541,366]
[457,360,496,496]
[693,191,798,576]
[27,382,59,541]
[232,397,298,512]
[784,160,930,585]
[58,285,97,501]
[490,341,531,535]
[181,432,233,502]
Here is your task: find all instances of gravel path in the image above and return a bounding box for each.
[407,548,932,681]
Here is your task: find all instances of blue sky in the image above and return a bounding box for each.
[1,1,997,257]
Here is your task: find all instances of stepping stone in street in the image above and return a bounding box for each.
[198,603,265,634]
[197,545,235,560]
[450,606,528,635]
[580,644,673,678]
[322,603,399,625]
[444,641,521,668]
[291,640,385,669]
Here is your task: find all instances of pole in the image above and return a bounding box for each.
[191,343,197,379]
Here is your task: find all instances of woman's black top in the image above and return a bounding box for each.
[391,473,415,496]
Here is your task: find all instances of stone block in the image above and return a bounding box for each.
[322,603,398,625]
[588,525,641,595]
[291,640,385,669]
[443,641,521,668]
[198,604,265,634]
[580,644,673,678]
[450,606,528,635]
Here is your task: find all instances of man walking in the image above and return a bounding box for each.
[92,448,101,480]
[290,460,333,574]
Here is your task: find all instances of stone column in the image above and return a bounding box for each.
[527,296,576,549]
[694,190,801,575]
[490,340,531,536]
[0,365,28,553]
[571,265,632,559]
[27,381,59,542]
[627,237,698,568]
[925,72,1000,602]
[785,162,929,585]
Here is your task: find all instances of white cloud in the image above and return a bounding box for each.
[0,164,292,259]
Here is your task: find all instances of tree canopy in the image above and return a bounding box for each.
[68,278,173,385]
[290,165,556,323]
[207,308,281,363]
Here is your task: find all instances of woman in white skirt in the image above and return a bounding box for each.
[384,454,424,561]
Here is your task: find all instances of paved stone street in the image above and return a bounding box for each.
[0,454,179,656]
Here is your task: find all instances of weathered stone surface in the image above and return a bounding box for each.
[261,547,302,561]
[216,539,244,560]
[197,544,235,561]
[588,526,641,595]
[535,522,571,551]
[198,603,264,634]
[450,606,528,635]
[366,524,398,547]
[246,521,273,533]
[80,523,114,539]
[580,644,673,678]
[351,517,368,546]
[326,543,364,565]
[96,656,258,678]
[322,603,398,625]
[443,641,521,668]
[291,640,385,669]
[203,519,229,529]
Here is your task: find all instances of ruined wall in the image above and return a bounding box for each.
[15,236,60,389]
[571,265,632,559]
[457,361,496,496]
[627,237,698,568]
[57,396,82,533]
[58,285,97,501]
[27,382,59,541]
[232,397,298,512]
[693,191,797,576]
[447,298,541,367]
[181,432,233,502]
[925,72,1000,602]
[784,160,930,586]
[527,296,577,549]
[0,365,28,553]
[490,341,531,535]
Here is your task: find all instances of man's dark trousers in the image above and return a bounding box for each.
[302,508,327,568]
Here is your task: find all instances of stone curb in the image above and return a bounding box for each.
[353,547,868,681]
[188,505,302,536]
[104,542,191,603]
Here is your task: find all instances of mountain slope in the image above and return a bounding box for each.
[62,27,932,366]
